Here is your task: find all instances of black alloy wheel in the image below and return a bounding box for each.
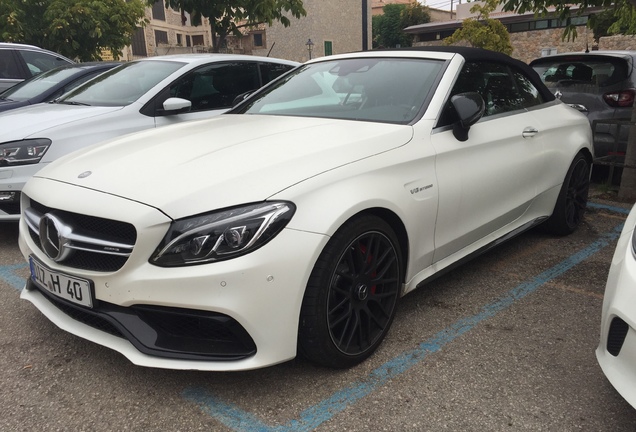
[544,152,590,235]
[299,215,402,368]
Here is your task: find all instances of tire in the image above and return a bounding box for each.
[298,215,403,368]
[544,153,590,236]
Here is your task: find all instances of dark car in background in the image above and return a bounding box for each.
[0,62,120,113]
[530,51,636,158]
[0,43,74,92]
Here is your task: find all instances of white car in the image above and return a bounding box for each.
[0,54,299,220]
[597,203,636,408]
[18,47,593,371]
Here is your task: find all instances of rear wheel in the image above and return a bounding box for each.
[298,215,402,368]
[544,153,590,235]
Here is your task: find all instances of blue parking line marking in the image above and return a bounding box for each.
[183,223,625,432]
[0,263,28,291]
[588,201,631,215]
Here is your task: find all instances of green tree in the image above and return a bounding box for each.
[502,0,636,200]
[164,0,306,53]
[0,0,146,61]
[444,0,513,55]
[373,2,430,49]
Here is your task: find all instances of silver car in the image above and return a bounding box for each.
[530,51,636,158]
[0,43,74,92]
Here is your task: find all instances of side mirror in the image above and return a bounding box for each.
[159,97,192,115]
[232,91,253,107]
[450,92,485,142]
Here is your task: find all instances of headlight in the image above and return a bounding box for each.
[151,201,296,267]
[0,139,51,166]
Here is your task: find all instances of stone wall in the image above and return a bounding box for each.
[252,0,372,62]
[598,34,636,50]
[509,26,594,63]
[415,28,636,64]
[416,26,598,64]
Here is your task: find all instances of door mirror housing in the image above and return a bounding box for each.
[451,92,485,142]
[160,97,192,115]
[232,91,253,107]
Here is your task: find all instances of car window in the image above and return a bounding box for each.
[18,50,71,77]
[0,67,79,100]
[169,62,261,112]
[259,62,295,84]
[531,56,630,89]
[0,50,22,79]
[511,69,543,108]
[438,61,541,127]
[239,58,444,124]
[60,60,185,106]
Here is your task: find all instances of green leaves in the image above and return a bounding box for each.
[164,0,306,52]
[0,0,147,61]
[373,2,431,49]
[445,0,513,54]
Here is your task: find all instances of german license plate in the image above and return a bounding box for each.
[29,256,93,308]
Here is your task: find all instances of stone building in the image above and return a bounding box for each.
[404,1,613,63]
[118,0,371,63]
[372,0,413,15]
[250,0,372,62]
[118,1,213,60]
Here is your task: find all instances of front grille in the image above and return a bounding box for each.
[29,279,256,361]
[26,198,137,272]
[0,201,20,215]
[607,317,630,356]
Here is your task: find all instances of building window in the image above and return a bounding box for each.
[152,1,166,21]
[510,22,530,32]
[324,41,333,56]
[253,33,264,47]
[186,35,191,47]
[155,30,168,46]
[570,16,588,26]
[192,35,204,46]
[177,34,183,46]
[131,27,147,56]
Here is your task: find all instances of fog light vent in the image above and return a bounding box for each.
[607,317,629,356]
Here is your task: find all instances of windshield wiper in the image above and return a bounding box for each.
[57,100,91,106]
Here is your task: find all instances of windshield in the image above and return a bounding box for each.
[0,66,80,101]
[238,58,444,124]
[58,60,185,106]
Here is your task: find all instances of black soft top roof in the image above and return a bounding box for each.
[380,46,556,102]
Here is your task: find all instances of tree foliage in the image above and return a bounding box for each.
[444,0,513,55]
[0,0,147,61]
[373,2,431,49]
[164,0,306,52]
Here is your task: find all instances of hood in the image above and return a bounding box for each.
[35,114,414,219]
[0,103,124,141]
[0,99,29,113]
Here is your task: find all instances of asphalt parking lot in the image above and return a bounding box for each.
[1,192,636,431]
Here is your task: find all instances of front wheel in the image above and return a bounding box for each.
[298,215,403,368]
[544,153,590,235]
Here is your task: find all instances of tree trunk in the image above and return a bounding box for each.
[210,22,219,53]
[618,103,636,201]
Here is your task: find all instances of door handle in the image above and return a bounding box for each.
[522,127,539,138]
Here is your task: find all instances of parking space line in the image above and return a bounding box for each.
[0,263,28,291]
[182,222,625,432]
